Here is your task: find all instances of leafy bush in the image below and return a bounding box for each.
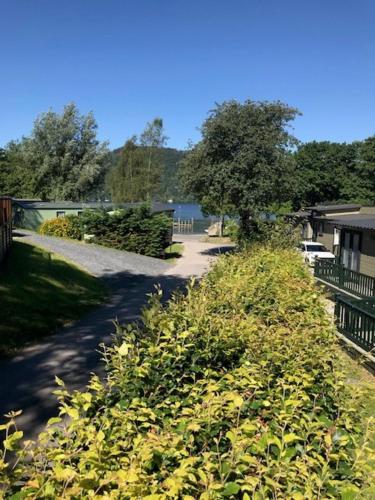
[1,248,374,498]
[39,206,172,258]
[223,219,239,241]
[39,215,81,239]
[242,218,301,250]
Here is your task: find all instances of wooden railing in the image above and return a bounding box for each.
[335,295,375,352]
[314,259,375,298]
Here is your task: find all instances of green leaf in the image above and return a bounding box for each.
[3,431,23,451]
[223,482,240,496]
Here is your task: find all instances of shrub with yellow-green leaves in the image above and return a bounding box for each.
[1,247,374,498]
[39,215,81,239]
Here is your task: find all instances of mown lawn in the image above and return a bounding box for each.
[343,350,375,452]
[164,242,184,262]
[0,240,106,356]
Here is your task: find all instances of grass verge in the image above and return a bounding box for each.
[0,240,106,356]
[164,242,184,262]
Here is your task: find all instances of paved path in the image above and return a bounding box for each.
[0,231,233,438]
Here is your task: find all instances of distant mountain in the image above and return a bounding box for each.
[111,146,192,202]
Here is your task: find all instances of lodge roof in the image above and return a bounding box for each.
[326,214,375,232]
[12,199,175,214]
[306,204,361,212]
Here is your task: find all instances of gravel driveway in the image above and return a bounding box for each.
[16,230,170,279]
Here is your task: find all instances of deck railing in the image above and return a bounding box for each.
[335,295,375,353]
[314,259,375,298]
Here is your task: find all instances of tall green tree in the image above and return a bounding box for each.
[140,118,168,200]
[108,138,149,203]
[180,99,299,240]
[24,103,110,201]
[108,118,168,203]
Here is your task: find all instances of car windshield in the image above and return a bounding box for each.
[306,244,328,252]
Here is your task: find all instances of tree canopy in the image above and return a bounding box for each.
[293,139,375,208]
[180,99,300,239]
[0,103,110,201]
[107,118,167,203]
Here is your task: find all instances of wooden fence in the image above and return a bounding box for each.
[173,218,194,233]
[314,259,375,298]
[0,197,12,264]
[335,295,375,353]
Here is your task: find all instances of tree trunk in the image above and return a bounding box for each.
[219,214,225,237]
[239,210,254,245]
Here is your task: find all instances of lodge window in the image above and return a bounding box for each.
[340,230,362,272]
[56,211,65,218]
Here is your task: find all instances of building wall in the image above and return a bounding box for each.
[360,206,375,215]
[315,221,335,252]
[15,208,83,230]
[0,197,12,263]
[359,231,375,277]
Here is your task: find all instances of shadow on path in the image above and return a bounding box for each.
[0,269,188,439]
[199,245,235,257]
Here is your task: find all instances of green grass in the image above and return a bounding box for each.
[0,241,106,357]
[341,349,375,452]
[164,242,184,262]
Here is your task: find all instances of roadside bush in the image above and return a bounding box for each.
[1,247,374,498]
[39,206,172,258]
[242,218,301,250]
[39,215,81,239]
[223,219,239,241]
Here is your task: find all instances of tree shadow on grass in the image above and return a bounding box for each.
[0,241,105,356]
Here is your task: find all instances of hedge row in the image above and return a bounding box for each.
[1,247,374,497]
[39,205,172,258]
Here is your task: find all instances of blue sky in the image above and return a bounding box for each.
[1,0,375,150]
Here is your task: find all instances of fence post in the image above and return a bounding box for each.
[338,265,344,288]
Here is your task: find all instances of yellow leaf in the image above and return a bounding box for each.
[284,433,302,444]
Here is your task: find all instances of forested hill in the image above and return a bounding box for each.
[111,146,189,202]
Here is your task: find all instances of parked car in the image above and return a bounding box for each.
[299,241,335,266]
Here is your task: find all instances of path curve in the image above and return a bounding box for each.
[0,231,234,437]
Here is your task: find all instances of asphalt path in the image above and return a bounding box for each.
[0,231,233,438]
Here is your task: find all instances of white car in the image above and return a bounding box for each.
[300,241,335,266]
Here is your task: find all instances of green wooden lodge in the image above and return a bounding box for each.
[12,200,175,231]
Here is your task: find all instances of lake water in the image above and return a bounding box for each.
[168,203,218,234]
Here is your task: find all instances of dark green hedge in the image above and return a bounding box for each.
[41,205,172,258]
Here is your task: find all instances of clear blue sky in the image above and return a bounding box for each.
[1,0,375,150]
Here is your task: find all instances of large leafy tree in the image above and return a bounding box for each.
[293,140,373,208]
[356,136,375,203]
[0,142,36,197]
[180,99,299,240]
[23,103,110,201]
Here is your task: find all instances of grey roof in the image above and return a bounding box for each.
[306,204,361,212]
[285,210,310,218]
[12,199,175,214]
[326,214,375,231]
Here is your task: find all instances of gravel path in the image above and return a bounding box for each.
[0,231,233,438]
[15,230,170,279]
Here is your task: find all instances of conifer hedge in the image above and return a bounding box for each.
[39,205,172,258]
[1,247,374,498]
